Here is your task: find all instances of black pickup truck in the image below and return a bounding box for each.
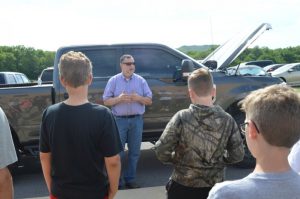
[0,23,283,167]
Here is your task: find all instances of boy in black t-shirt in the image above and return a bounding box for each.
[40,51,122,199]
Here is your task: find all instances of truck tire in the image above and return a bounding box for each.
[232,110,256,168]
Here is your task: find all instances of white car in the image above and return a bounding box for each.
[271,63,300,86]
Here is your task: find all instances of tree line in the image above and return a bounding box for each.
[1,45,300,80]
[0,46,55,80]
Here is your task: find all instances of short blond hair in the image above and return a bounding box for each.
[188,68,214,97]
[59,51,92,88]
[240,85,300,147]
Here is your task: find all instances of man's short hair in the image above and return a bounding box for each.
[59,51,92,88]
[240,85,300,148]
[120,54,133,63]
[188,68,214,97]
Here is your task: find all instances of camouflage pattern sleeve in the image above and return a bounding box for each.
[224,117,245,164]
[153,112,182,164]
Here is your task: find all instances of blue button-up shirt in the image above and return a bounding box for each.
[103,73,152,116]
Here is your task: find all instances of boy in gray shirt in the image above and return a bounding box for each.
[208,85,300,199]
[0,107,18,199]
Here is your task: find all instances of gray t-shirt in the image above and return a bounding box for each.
[0,107,17,169]
[289,140,300,173]
[208,170,300,199]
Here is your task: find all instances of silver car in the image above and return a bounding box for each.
[271,63,300,86]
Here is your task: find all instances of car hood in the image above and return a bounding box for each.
[202,23,272,70]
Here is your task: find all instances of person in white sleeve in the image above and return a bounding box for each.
[288,140,300,173]
[0,107,18,199]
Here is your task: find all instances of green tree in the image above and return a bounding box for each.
[0,45,55,80]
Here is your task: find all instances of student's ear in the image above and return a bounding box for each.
[87,73,93,85]
[248,120,258,139]
[211,84,216,100]
[59,76,67,87]
[188,88,195,99]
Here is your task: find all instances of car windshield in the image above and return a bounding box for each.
[226,65,267,76]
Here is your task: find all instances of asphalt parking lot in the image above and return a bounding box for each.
[14,143,252,199]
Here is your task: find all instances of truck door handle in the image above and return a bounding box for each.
[64,93,69,99]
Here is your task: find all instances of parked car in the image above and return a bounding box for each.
[263,64,285,73]
[0,72,30,85]
[271,63,300,86]
[38,66,53,84]
[240,60,274,67]
[227,65,269,76]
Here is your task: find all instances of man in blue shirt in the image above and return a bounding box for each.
[103,54,152,189]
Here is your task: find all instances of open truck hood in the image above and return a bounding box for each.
[202,23,272,70]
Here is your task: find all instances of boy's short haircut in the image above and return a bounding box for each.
[59,51,92,88]
[188,68,214,97]
[240,85,300,148]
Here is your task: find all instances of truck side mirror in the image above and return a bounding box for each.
[203,60,218,70]
[181,59,194,78]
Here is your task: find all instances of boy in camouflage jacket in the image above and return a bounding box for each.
[154,68,244,199]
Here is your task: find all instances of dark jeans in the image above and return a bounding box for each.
[166,180,212,199]
[115,115,143,184]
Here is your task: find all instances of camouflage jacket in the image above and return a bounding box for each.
[154,104,244,187]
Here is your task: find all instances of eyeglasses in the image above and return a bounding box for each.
[240,120,260,135]
[240,122,249,135]
[122,62,135,66]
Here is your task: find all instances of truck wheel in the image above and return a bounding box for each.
[232,111,256,168]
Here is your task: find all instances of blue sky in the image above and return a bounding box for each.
[0,0,299,51]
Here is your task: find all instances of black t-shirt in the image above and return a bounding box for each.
[40,102,122,199]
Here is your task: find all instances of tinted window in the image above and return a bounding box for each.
[127,48,182,78]
[6,74,17,84]
[80,49,118,78]
[293,64,300,71]
[41,70,53,82]
[0,74,5,84]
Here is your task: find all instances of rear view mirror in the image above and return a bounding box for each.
[288,68,294,72]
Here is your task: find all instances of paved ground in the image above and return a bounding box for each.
[15,142,252,199]
[23,186,166,199]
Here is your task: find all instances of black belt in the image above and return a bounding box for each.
[116,114,140,118]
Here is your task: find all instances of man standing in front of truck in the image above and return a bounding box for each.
[103,54,152,189]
